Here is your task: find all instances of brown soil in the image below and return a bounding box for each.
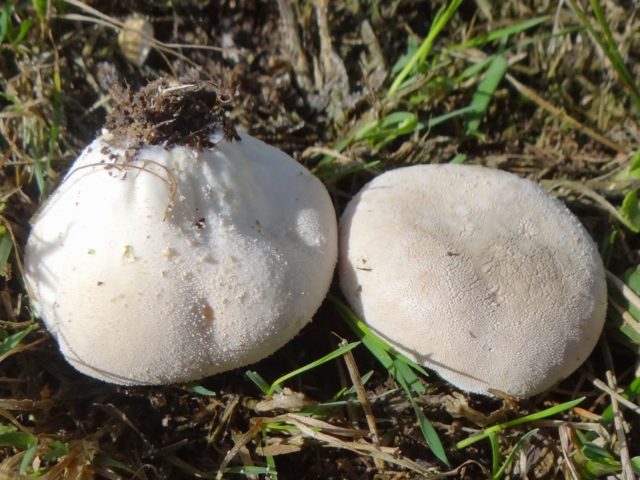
[104,77,239,150]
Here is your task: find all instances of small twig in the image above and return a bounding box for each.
[341,340,384,471]
[591,377,640,417]
[333,341,359,429]
[216,419,266,480]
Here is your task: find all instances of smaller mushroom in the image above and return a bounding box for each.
[339,164,607,398]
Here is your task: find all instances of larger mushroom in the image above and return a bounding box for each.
[24,80,338,385]
[339,164,607,398]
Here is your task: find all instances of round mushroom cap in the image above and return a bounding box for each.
[339,164,607,398]
[25,132,337,385]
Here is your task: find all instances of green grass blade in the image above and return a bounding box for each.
[488,431,500,476]
[0,431,37,450]
[332,370,374,400]
[0,226,13,277]
[607,267,640,345]
[392,358,425,396]
[465,54,509,136]
[601,376,640,422]
[619,190,640,232]
[267,341,360,395]
[225,465,278,476]
[459,55,495,80]
[331,296,395,369]
[590,0,640,109]
[19,439,38,475]
[388,0,463,96]
[261,430,277,478]
[32,158,47,198]
[493,429,539,480]
[0,6,9,45]
[42,441,68,461]
[0,325,35,358]
[33,0,49,21]
[568,0,640,113]
[313,160,381,183]
[457,397,584,449]
[94,455,139,475]
[245,370,271,395]
[352,112,418,149]
[333,297,430,378]
[10,18,32,45]
[184,382,217,397]
[395,372,449,466]
[332,297,447,465]
[446,15,549,52]
[424,105,477,129]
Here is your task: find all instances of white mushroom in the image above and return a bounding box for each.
[339,164,607,398]
[24,130,337,385]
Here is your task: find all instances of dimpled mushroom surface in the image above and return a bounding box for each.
[24,79,338,385]
[339,164,607,398]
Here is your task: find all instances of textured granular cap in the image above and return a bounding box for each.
[339,164,607,398]
[25,132,337,385]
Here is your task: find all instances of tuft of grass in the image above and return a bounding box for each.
[567,0,640,114]
[387,0,463,96]
[331,296,449,466]
[246,341,360,396]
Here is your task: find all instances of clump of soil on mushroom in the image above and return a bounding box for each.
[104,77,239,150]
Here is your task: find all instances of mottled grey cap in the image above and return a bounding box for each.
[339,164,607,398]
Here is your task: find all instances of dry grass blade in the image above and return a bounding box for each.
[0,398,54,410]
[302,146,351,164]
[505,73,627,154]
[215,419,265,479]
[341,341,384,470]
[558,423,580,480]
[217,412,443,478]
[601,336,635,480]
[605,369,635,480]
[591,377,640,417]
[287,416,440,477]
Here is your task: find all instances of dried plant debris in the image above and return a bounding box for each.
[104,77,239,150]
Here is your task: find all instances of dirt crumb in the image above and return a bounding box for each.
[104,77,239,150]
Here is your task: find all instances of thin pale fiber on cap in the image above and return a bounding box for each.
[339,164,607,398]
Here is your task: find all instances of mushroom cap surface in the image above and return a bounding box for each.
[25,132,337,385]
[339,164,607,398]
